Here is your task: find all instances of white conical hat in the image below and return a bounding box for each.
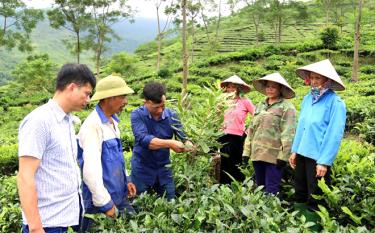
[253,72,295,99]
[296,59,345,91]
[220,75,251,93]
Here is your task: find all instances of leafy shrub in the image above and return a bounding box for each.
[157,66,172,78]
[315,140,375,229]
[0,176,21,232]
[0,144,18,176]
[320,26,339,49]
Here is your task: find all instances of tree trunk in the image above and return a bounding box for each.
[351,0,362,83]
[181,0,189,100]
[215,0,222,41]
[191,19,195,64]
[96,37,102,76]
[200,11,211,45]
[252,15,259,45]
[156,4,162,72]
[278,15,282,43]
[76,31,80,64]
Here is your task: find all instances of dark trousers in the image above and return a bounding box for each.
[219,134,245,184]
[294,154,331,209]
[22,225,80,233]
[252,161,283,195]
[132,175,176,201]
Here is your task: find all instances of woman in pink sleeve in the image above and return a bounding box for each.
[218,75,255,184]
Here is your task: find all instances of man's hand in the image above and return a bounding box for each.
[127,182,136,198]
[183,140,196,152]
[316,164,328,177]
[289,153,297,170]
[169,140,185,153]
[105,205,116,218]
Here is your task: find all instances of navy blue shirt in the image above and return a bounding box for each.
[130,106,187,186]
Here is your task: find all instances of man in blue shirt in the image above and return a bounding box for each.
[130,82,193,200]
[77,74,136,231]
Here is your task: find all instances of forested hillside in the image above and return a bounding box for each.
[0,17,162,83]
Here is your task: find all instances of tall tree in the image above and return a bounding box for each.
[48,0,91,63]
[351,0,362,83]
[266,0,301,43]
[317,0,339,25]
[148,0,173,72]
[188,1,201,63]
[195,0,224,53]
[0,0,43,52]
[241,0,268,45]
[86,0,132,76]
[181,0,189,99]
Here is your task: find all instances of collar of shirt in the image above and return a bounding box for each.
[48,99,72,123]
[264,97,284,107]
[95,104,120,124]
[141,105,168,120]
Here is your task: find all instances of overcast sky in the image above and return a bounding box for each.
[23,0,239,19]
[23,0,162,18]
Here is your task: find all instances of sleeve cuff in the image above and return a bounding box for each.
[141,135,155,148]
[98,200,114,213]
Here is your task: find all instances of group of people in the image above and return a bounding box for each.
[16,58,346,232]
[218,59,346,211]
[17,64,192,233]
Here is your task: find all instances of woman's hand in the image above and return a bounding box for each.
[289,153,297,169]
[316,164,328,177]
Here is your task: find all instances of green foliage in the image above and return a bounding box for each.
[0,145,18,176]
[320,26,340,49]
[11,54,58,94]
[315,140,375,229]
[0,0,44,51]
[157,66,172,79]
[47,0,92,63]
[104,52,139,77]
[0,176,21,232]
[85,0,133,73]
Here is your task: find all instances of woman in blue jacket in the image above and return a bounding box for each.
[289,59,346,210]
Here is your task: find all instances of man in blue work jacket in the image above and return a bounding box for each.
[130,82,193,200]
[77,74,136,231]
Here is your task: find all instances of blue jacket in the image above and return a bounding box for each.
[130,106,187,186]
[78,105,128,213]
[291,90,346,166]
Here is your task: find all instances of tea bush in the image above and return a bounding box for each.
[0,144,18,176]
[0,176,21,232]
[315,140,375,229]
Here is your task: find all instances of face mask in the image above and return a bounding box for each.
[311,86,320,96]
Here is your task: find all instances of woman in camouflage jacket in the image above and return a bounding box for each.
[243,72,296,195]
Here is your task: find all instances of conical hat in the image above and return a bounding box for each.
[296,59,345,91]
[91,73,134,101]
[220,75,251,93]
[253,72,295,99]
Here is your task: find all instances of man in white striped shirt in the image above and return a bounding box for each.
[17,64,96,233]
[77,74,136,232]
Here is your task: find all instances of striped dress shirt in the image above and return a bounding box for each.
[18,99,82,227]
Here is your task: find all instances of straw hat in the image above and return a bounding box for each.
[91,73,134,101]
[296,59,345,91]
[253,72,295,99]
[220,75,251,93]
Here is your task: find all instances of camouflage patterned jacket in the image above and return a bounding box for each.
[243,98,296,164]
